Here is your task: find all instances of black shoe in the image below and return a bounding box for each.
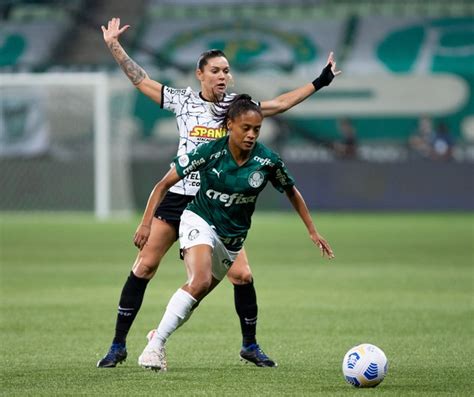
[240,344,277,367]
[97,343,127,368]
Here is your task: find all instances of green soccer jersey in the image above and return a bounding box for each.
[173,136,295,250]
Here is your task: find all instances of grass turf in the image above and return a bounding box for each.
[0,212,472,396]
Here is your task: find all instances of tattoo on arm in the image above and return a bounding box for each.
[108,41,146,85]
[121,59,146,85]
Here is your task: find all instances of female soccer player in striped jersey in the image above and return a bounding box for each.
[97,17,340,369]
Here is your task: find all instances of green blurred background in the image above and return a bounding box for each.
[1,0,473,213]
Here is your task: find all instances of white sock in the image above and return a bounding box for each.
[149,288,197,348]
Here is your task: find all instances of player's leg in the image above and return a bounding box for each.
[227,248,255,344]
[227,248,277,367]
[115,219,177,342]
[139,244,216,371]
[155,244,215,342]
[97,218,176,368]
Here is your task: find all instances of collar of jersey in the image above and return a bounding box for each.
[199,91,226,103]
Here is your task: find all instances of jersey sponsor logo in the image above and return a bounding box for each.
[253,155,274,167]
[178,154,190,167]
[182,158,206,175]
[186,171,201,187]
[205,189,257,207]
[275,168,290,185]
[248,171,264,188]
[189,126,227,139]
[210,149,227,160]
[165,87,187,96]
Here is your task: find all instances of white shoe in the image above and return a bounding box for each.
[138,343,167,372]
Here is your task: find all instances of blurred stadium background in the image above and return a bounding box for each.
[0,0,473,217]
[1,2,473,395]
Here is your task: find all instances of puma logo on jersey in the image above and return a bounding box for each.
[212,168,222,178]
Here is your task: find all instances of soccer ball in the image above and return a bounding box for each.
[342,343,388,387]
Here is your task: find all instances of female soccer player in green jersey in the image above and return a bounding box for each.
[134,94,334,371]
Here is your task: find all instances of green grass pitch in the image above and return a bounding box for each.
[0,212,472,396]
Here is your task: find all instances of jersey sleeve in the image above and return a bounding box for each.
[269,158,295,193]
[161,85,190,113]
[172,141,214,178]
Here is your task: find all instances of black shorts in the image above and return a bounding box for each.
[154,191,194,237]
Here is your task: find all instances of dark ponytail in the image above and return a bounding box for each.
[212,94,262,129]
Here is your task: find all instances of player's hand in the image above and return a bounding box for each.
[133,223,151,250]
[101,17,130,44]
[312,52,341,91]
[311,232,335,259]
[326,51,342,77]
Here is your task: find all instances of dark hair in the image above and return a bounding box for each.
[212,94,262,129]
[196,49,227,71]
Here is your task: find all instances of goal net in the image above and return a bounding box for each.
[0,72,134,219]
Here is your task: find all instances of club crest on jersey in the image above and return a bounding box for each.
[188,229,200,241]
[248,171,264,188]
[178,154,189,167]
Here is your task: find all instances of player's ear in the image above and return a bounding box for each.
[228,73,234,88]
[226,119,233,132]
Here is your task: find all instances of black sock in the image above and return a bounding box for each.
[112,271,150,345]
[234,280,258,347]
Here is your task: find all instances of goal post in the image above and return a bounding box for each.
[0,72,131,219]
[92,73,111,220]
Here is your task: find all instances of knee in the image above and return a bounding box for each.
[187,277,212,299]
[227,269,253,285]
[133,253,161,279]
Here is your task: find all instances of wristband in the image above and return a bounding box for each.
[312,63,335,92]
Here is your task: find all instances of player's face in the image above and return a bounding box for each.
[196,56,232,100]
[227,110,262,152]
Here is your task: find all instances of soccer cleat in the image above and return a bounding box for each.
[138,343,167,372]
[239,344,278,368]
[97,343,127,368]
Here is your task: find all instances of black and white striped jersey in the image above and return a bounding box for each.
[161,85,236,196]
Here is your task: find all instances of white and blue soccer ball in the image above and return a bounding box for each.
[342,343,388,387]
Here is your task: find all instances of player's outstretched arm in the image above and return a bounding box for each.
[260,51,341,117]
[285,186,335,259]
[101,17,163,104]
[133,167,181,250]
